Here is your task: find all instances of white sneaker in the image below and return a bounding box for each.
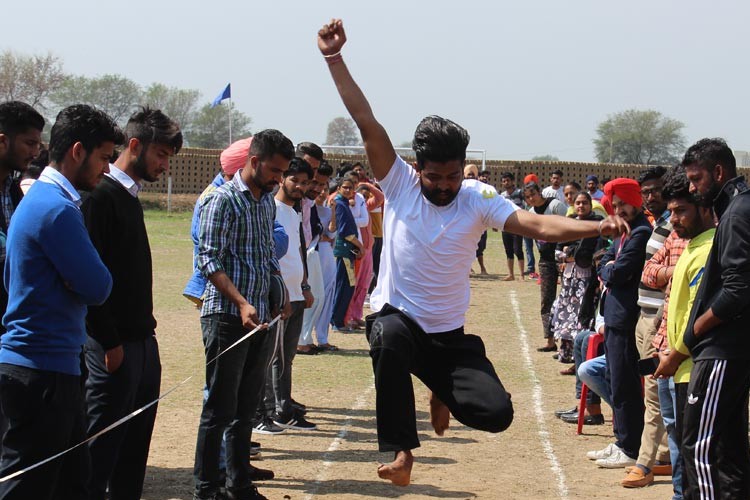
[595,447,636,469]
[587,443,619,461]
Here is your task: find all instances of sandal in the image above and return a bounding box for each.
[559,366,576,375]
[317,343,339,352]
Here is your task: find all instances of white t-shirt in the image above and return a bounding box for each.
[274,200,304,302]
[370,156,519,333]
[542,185,565,203]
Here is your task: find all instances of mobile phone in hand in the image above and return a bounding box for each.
[637,357,659,376]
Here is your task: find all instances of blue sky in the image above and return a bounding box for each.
[5,0,748,161]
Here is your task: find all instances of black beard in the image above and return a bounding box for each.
[420,183,458,207]
[132,151,157,183]
[695,181,722,208]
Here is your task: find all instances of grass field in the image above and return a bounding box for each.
[139,211,673,499]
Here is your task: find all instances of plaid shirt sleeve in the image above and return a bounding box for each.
[651,236,688,351]
[642,231,676,289]
[197,193,229,278]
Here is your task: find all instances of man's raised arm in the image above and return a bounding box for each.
[318,19,396,181]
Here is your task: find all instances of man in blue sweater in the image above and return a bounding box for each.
[82,107,182,500]
[0,104,121,499]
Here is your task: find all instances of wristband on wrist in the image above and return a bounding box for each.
[324,52,343,65]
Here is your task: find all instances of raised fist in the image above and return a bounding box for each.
[318,18,346,56]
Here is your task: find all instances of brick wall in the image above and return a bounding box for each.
[142,148,750,194]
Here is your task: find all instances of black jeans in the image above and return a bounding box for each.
[539,260,559,339]
[194,314,272,497]
[263,301,305,417]
[0,363,89,500]
[603,325,644,459]
[366,304,513,452]
[85,335,161,500]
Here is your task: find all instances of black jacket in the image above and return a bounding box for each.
[684,177,750,360]
[597,212,652,331]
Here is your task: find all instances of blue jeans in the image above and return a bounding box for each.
[577,354,611,407]
[524,237,535,273]
[658,377,683,500]
[574,330,601,404]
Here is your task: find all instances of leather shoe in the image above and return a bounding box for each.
[554,406,577,418]
[621,467,654,488]
[626,464,672,476]
[248,465,274,481]
[561,413,604,425]
[537,344,557,352]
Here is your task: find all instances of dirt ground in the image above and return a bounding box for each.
[140,214,674,500]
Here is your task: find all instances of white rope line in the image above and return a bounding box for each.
[0,315,280,484]
[510,291,569,499]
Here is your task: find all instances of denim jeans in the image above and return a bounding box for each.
[658,377,683,500]
[524,237,536,273]
[574,330,601,404]
[194,314,272,497]
[577,354,611,407]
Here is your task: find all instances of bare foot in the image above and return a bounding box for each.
[502,275,515,281]
[429,393,450,436]
[377,450,414,486]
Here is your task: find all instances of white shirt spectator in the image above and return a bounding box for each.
[274,200,304,302]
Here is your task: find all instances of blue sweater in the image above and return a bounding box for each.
[0,179,112,375]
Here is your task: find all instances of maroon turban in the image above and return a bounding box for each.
[604,178,642,209]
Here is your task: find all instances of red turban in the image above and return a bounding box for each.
[603,178,642,209]
[220,137,253,177]
[600,194,614,216]
[524,174,539,185]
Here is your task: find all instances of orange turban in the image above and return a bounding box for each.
[220,137,252,177]
[524,174,539,185]
[600,194,614,216]
[603,178,642,209]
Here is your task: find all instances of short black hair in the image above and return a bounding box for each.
[479,169,490,176]
[637,165,667,185]
[0,101,45,137]
[412,115,470,170]
[338,162,354,177]
[661,165,696,203]
[551,169,563,177]
[296,141,323,161]
[249,129,295,161]
[682,138,736,178]
[49,105,124,164]
[523,181,541,194]
[284,156,314,179]
[500,172,515,181]
[317,160,333,177]
[565,181,581,191]
[337,173,358,188]
[125,106,183,154]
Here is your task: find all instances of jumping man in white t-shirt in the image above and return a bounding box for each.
[317,19,630,487]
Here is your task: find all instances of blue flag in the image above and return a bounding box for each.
[211,83,231,107]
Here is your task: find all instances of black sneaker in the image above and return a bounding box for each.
[253,417,286,435]
[250,441,261,453]
[193,491,228,500]
[226,485,268,500]
[290,399,307,414]
[273,412,317,430]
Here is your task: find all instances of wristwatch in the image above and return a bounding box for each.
[301,283,311,292]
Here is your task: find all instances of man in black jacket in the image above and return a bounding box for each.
[681,138,750,500]
[82,107,182,500]
[590,178,653,468]
[0,101,44,332]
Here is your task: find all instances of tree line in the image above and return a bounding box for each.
[0,50,250,148]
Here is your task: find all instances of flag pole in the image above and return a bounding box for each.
[228,95,233,146]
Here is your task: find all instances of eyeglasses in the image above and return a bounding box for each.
[641,187,663,197]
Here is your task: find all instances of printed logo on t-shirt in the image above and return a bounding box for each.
[688,394,699,405]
